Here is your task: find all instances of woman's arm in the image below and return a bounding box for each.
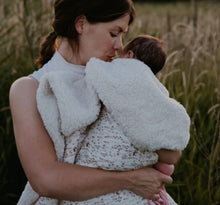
[9,77,172,201]
[156,149,182,164]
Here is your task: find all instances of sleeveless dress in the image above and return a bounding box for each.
[28,51,177,205]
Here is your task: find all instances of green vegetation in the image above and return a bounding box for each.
[0,1,219,204]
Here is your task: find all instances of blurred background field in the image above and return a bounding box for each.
[0,0,219,204]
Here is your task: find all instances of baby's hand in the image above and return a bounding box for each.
[153,162,174,176]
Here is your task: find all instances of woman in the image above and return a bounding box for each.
[9,0,180,203]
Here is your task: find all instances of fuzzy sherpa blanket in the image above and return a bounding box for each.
[18,58,190,205]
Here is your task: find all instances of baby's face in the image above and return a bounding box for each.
[119,52,127,58]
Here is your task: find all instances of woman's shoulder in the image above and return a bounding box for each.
[9,76,39,103]
[9,77,41,124]
[10,76,39,91]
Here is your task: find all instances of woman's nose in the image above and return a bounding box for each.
[113,37,123,51]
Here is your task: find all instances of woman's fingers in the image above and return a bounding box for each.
[153,194,160,201]
[160,173,173,184]
[127,166,173,200]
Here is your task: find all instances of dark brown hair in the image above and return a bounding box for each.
[122,35,167,75]
[36,0,135,68]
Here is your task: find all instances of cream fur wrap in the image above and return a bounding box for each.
[18,58,190,205]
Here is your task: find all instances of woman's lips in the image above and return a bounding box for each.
[107,55,115,61]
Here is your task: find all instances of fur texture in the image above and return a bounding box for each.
[86,58,190,151]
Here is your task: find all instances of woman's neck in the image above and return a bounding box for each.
[57,38,84,65]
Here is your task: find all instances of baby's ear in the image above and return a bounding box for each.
[127,50,135,58]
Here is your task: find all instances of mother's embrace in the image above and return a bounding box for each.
[9,0,187,204]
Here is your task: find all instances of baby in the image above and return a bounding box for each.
[120,35,175,204]
[120,35,173,170]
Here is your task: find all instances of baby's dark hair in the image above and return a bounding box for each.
[122,35,166,74]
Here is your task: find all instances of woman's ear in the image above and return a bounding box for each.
[75,15,88,34]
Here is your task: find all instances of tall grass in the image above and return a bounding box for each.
[0,1,53,204]
[0,1,219,204]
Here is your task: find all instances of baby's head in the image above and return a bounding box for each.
[120,35,167,75]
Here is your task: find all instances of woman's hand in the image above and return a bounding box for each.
[124,166,173,200]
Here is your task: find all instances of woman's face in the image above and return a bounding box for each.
[77,14,130,65]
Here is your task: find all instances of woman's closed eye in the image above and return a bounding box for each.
[110,32,118,38]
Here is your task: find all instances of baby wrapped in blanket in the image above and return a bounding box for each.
[18,35,190,205]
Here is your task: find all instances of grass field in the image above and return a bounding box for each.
[0,1,219,204]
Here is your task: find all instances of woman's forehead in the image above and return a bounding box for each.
[102,14,130,31]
